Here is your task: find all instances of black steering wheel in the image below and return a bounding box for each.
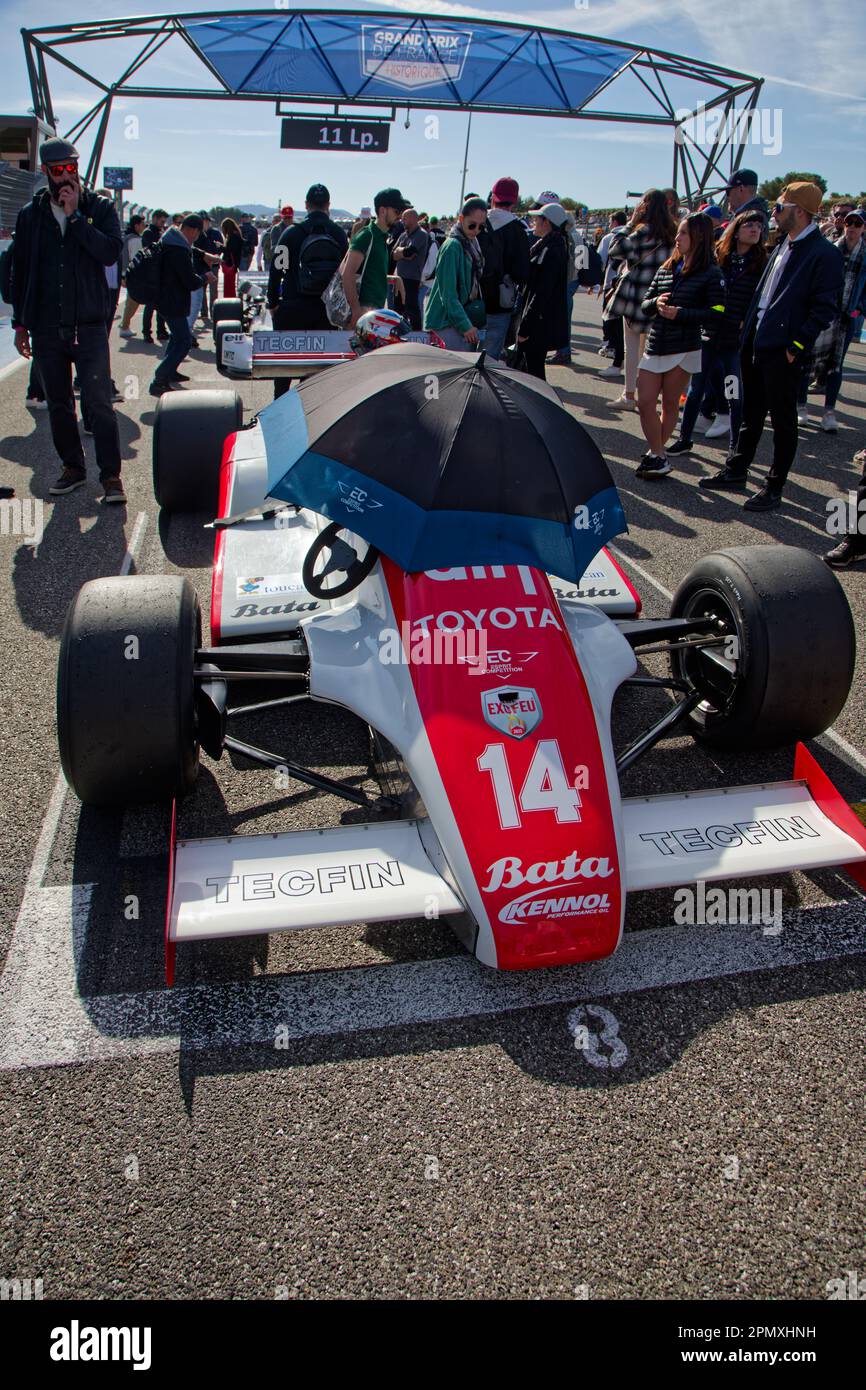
[302,521,381,599]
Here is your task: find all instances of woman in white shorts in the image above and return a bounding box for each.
[635,213,726,478]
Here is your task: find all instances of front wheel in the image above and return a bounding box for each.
[152,388,243,514]
[669,545,855,749]
[57,576,201,805]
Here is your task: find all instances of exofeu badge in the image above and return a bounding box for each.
[481,686,542,740]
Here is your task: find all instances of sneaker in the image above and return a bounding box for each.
[49,468,86,495]
[598,344,613,356]
[704,414,730,439]
[823,537,866,568]
[613,392,637,407]
[172,372,190,382]
[25,393,47,409]
[98,477,127,505]
[0,486,14,499]
[639,453,672,479]
[667,438,693,455]
[743,486,782,512]
[598,364,623,379]
[118,327,134,339]
[190,336,200,350]
[635,451,654,476]
[149,381,176,398]
[142,334,154,344]
[698,468,748,491]
[821,410,838,433]
[797,405,809,426]
[693,413,713,434]
[156,331,169,341]
[112,388,124,403]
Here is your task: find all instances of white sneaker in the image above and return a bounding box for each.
[118,327,134,339]
[693,413,713,434]
[821,410,838,433]
[598,364,623,379]
[797,405,809,426]
[614,392,637,407]
[704,414,730,439]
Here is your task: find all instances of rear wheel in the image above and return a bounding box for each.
[212,297,243,328]
[58,575,201,806]
[152,388,243,514]
[670,545,855,749]
[214,318,244,378]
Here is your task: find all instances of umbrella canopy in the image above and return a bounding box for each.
[260,344,626,582]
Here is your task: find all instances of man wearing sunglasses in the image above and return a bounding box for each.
[700,181,843,513]
[10,137,125,503]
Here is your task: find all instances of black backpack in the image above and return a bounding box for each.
[476,220,505,291]
[577,243,603,288]
[125,243,163,305]
[297,230,343,297]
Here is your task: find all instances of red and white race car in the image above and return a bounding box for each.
[57,382,865,984]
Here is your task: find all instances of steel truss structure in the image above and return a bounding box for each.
[21,9,763,205]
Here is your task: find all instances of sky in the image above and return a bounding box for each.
[2,0,866,215]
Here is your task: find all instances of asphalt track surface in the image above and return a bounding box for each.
[0,295,864,1301]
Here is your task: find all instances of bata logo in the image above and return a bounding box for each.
[231,599,320,618]
[498,887,612,925]
[412,607,562,634]
[482,686,541,740]
[483,853,614,892]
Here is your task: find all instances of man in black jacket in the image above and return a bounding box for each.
[701,182,843,511]
[11,137,125,503]
[141,209,169,341]
[266,184,348,398]
[481,177,531,361]
[150,214,214,397]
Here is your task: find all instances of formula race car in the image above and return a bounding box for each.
[57,384,866,983]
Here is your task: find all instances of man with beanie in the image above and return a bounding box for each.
[10,137,126,503]
[481,176,531,361]
[700,182,843,512]
[149,214,215,398]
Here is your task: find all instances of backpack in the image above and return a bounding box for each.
[476,220,505,291]
[577,242,603,288]
[125,243,163,304]
[297,230,344,297]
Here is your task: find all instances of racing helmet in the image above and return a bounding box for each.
[353,307,411,351]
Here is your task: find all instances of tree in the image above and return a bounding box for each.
[759,172,827,203]
[209,205,246,226]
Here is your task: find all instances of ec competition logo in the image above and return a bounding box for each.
[360,25,472,92]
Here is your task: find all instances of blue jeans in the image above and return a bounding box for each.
[484,311,512,361]
[681,343,743,445]
[154,316,192,386]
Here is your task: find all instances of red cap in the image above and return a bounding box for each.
[491,176,519,205]
[281,205,294,218]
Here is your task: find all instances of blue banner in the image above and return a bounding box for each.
[184,11,629,113]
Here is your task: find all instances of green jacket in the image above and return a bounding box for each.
[423,235,485,334]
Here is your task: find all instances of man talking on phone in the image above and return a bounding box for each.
[11,138,125,503]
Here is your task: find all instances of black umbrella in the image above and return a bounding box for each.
[261,344,626,580]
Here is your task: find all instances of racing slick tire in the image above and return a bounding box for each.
[211,297,243,329]
[669,544,855,750]
[153,388,243,514]
[57,575,201,806]
[214,319,244,378]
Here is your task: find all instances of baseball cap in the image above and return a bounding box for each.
[699,203,723,220]
[306,183,330,206]
[726,168,759,190]
[40,137,79,165]
[374,187,410,213]
[198,210,210,220]
[781,182,823,216]
[281,205,294,217]
[529,201,568,228]
[844,209,865,225]
[491,176,519,204]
